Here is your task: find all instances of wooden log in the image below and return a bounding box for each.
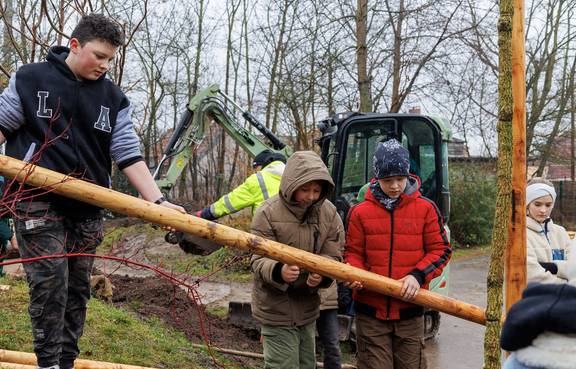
[506,0,527,313]
[0,154,486,325]
[0,362,35,369]
[0,349,157,369]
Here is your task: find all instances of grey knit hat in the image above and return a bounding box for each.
[373,139,410,179]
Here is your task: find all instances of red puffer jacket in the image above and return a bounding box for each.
[345,177,451,320]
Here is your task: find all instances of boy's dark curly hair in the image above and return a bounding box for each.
[71,13,125,47]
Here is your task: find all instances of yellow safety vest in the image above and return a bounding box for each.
[210,161,284,218]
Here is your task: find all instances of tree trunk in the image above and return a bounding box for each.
[326,49,335,116]
[356,0,372,112]
[525,2,562,152]
[190,0,206,201]
[1,0,14,86]
[483,1,514,368]
[570,63,576,182]
[389,0,405,113]
[191,0,205,96]
[242,0,252,109]
[265,0,290,129]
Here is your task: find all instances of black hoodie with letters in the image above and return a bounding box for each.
[0,46,143,216]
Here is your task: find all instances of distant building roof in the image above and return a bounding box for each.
[448,138,470,158]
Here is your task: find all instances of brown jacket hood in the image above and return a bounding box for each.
[279,151,335,220]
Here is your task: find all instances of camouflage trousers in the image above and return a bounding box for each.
[15,202,103,369]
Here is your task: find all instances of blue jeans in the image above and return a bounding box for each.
[503,353,546,369]
[317,309,341,369]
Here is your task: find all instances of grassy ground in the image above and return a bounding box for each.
[147,247,253,282]
[0,275,227,369]
[99,220,253,282]
[452,244,491,260]
[98,223,165,255]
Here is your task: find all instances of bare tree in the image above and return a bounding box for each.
[356,0,372,112]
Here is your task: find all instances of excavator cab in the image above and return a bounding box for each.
[317,112,450,222]
[317,112,452,339]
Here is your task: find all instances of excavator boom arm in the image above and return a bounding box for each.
[154,84,292,192]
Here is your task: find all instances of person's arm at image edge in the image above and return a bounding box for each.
[122,161,184,212]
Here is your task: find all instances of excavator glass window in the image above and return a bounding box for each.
[339,121,397,203]
[336,117,440,208]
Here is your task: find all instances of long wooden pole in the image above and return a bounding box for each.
[0,154,486,325]
[506,0,527,312]
[0,362,35,369]
[0,349,157,369]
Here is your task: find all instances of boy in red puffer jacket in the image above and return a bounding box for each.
[345,139,452,369]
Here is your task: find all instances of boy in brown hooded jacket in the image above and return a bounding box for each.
[250,151,344,369]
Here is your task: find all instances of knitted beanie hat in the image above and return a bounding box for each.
[526,183,557,206]
[373,139,410,179]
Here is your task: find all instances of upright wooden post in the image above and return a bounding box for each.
[506,0,527,313]
[484,1,514,367]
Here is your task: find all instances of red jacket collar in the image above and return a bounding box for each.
[365,174,422,208]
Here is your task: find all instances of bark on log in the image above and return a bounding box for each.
[0,154,486,325]
[0,349,157,369]
[0,362,35,369]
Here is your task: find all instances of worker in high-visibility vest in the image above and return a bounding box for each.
[195,149,287,220]
[165,150,287,255]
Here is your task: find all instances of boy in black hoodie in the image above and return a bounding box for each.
[0,14,184,369]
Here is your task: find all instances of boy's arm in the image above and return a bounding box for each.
[250,207,289,292]
[0,74,26,143]
[109,102,183,213]
[344,208,367,270]
[122,161,184,212]
[409,201,452,286]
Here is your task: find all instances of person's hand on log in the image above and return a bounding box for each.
[342,263,363,289]
[399,275,420,301]
[155,198,186,232]
[281,265,300,283]
[159,200,186,214]
[306,272,323,288]
[344,280,364,290]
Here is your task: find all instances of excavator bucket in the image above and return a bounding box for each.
[179,233,223,255]
[228,301,259,330]
[165,231,223,256]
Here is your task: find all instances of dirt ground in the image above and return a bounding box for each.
[110,274,263,368]
[95,219,264,367]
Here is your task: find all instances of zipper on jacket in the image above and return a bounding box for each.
[313,227,320,253]
[386,208,395,320]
